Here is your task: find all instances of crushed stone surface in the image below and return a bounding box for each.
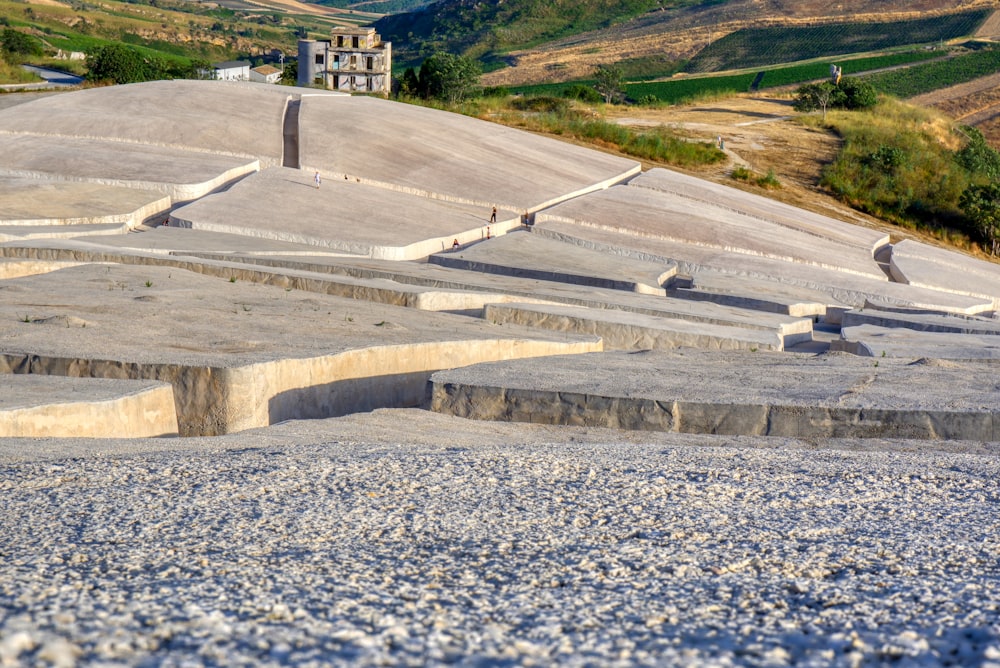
[0,410,998,666]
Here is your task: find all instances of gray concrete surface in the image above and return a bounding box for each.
[430,349,1000,439]
[170,167,520,260]
[835,323,1000,359]
[298,94,641,211]
[842,306,1000,335]
[630,168,890,256]
[890,238,1000,308]
[540,177,887,279]
[0,80,296,165]
[430,229,677,295]
[532,219,995,315]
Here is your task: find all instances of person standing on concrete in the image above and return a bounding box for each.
[314,171,322,189]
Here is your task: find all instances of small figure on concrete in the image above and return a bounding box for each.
[314,171,322,189]
[490,206,497,224]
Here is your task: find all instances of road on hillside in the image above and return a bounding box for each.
[0,65,84,91]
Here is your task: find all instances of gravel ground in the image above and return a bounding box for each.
[1,410,999,667]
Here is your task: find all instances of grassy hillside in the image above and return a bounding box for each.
[376,0,689,67]
[686,9,992,73]
[0,0,342,79]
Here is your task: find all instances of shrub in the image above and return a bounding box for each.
[562,83,602,103]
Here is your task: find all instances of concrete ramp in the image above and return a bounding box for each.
[539,181,886,279]
[0,177,170,231]
[0,80,303,166]
[430,349,1000,440]
[429,230,677,295]
[297,95,641,211]
[630,168,890,256]
[532,219,995,315]
[834,324,1000,359]
[889,239,1000,308]
[169,167,520,260]
[842,307,1000,335]
[0,134,259,204]
[484,302,788,351]
[0,375,178,438]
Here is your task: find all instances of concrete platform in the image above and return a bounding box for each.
[169,167,521,260]
[889,239,1000,308]
[834,324,1000,359]
[0,134,259,203]
[0,263,599,435]
[532,219,995,315]
[539,178,886,279]
[0,177,170,228]
[668,271,836,319]
[842,307,1000,335]
[429,229,677,295]
[0,80,301,167]
[298,94,641,211]
[630,169,890,256]
[430,349,1000,440]
[484,302,789,351]
[0,375,178,438]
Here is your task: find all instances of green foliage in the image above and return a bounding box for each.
[862,47,1000,99]
[820,99,970,232]
[687,9,990,73]
[510,95,568,113]
[619,51,942,104]
[593,63,624,104]
[1,28,43,65]
[377,0,666,65]
[86,43,163,83]
[417,52,480,102]
[280,61,297,85]
[959,182,1000,254]
[793,77,876,115]
[732,165,781,189]
[481,85,510,98]
[562,83,602,103]
[955,127,1000,181]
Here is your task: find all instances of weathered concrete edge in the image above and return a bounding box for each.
[0,382,178,438]
[429,382,998,441]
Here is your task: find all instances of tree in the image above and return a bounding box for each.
[793,81,844,119]
[1,28,43,65]
[838,77,877,110]
[86,43,165,84]
[417,53,480,102]
[959,182,1000,255]
[397,67,419,97]
[956,126,1000,180]
[794,77,875,117]
[279,61,297,85]
[593,63,624,104]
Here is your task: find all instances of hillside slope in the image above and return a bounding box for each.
[472,0,1000,86]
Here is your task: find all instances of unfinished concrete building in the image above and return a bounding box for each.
[297,27,392,95]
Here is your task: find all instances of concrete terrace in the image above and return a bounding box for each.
[2,79,1000,666]
[0,78,996,442]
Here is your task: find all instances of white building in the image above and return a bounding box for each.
[212,61,251,82]
[250,64,282,84]
[297,27,391,95]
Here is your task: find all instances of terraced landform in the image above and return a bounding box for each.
[0,80,998,665]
